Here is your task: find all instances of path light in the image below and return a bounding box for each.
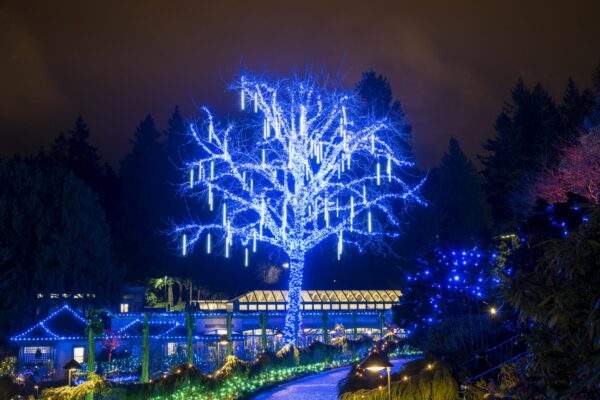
[218,335,230,345]
[489,306,497,316]
[359,352,393,400]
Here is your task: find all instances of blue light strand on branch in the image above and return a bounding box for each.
[403,247,498,332]
[176,73,425,344]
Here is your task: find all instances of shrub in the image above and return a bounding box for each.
[340,359,458,400]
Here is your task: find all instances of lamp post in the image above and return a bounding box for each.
[359,352,393,400]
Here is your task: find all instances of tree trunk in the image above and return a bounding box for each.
[86,323,95,400]
[226,313,233,355]
[141,313,150,383]
[186,312,194,365]
[168,285,174,309]
[259,312,268,350]
[283,253,304,345]
[322,311,329,344]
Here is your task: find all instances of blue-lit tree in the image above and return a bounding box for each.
[175,74,424,344]
[394,245,506,359]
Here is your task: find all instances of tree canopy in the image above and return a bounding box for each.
[0,161,118,337]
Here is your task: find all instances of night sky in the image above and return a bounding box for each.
[1,1,600,169]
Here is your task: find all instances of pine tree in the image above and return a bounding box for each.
[66,116,103,183]
[49,117,119,223]
[356,70,414,159]
[118,115,166,280]
[0,161,118,338]
[424,138,487,245]
[480,110,523,225]
[480,79,562,227]
[585,64,600,129]
[593,63,600,97]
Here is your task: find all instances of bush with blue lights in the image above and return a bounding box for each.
[394,245,500,338]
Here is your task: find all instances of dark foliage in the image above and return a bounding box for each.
[504,196,600,398]
[0,161,119,339]
[480,80,563,227]
[410,138,488,248]
[117,114,167,280]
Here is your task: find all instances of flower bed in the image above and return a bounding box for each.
[41,337,385,400]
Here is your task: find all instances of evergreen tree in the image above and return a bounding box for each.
[66,117,103,182]
[117,115,166,280]
[480,111,523,225]
[421,138,487,245]
[0,161,118,339]
[356,70,414,159]
[593,63,600,96]
[560,78,595,145]
[49,117,120,223]
[584,63,600,129]
[480,79,562,227]
[162,107,190,220]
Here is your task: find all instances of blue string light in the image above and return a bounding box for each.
[402,247,498,332]
[175,73,424,344]
[10,304,88,342]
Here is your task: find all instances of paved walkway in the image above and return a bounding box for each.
[251,358,411,400]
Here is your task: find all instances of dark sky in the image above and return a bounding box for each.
[1,1,600,169]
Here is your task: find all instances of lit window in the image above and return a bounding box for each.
[23,347,51,365]
[258,304,266,310]
[322,304,330,310]
[120,303,129,313]
[167,343,177,356]
[276,304,285,310]
[249,305,257,311]
[239,305,248,311]
[73,347,85,363]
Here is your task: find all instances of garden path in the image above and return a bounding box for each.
[251,358,411,400]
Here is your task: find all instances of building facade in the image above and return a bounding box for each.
[11,289,400,381]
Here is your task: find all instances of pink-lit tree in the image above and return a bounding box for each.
[102,330,121,363]
[533,128,600,204]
